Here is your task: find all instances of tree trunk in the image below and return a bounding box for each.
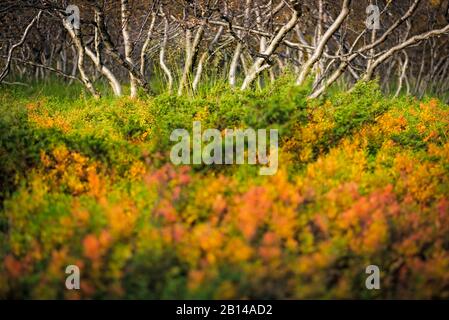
[62,19,100,99]
[241,2,301,90]
[121,0,138,98]
[296,0,352,86]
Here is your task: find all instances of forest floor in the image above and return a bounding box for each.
[1,79,449,299]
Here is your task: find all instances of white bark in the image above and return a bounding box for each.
[241,3,301,90]
[85,47,122,97]
[228,0,251,87]
[93,4,149,92]
[364,24,449,81]
[310,0,421,98]
[229,42,242,87]
[296,0,352,86]
[140,11,157,76]
[193,26,223,92]
[193,52,207,92]
[68,46,78,85]
[121,0,138,98]
[62,19,100,99]
[394,52,409,97]
[178,23,205,96]
[0,11,42,83]
[159,10,173,93]
[313,0,325,87]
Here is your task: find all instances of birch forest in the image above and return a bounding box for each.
[1,0,449,300]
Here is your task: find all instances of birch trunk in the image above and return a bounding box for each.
[0,11,42,84]
[140,11,157,76]
[159,10,173,93]
[85,47,122,97]
[62,19,100,99]
[241,2,301,90]
[178,24,205,95]
[296,0,352,86]
[229,0,251,88]
[310,0,421,98]
[364,24,449,81]
[93,4,149,93]
[193,25,223,92]
[121,0,138,98]
[229,42,242,87]
[394,52,409,97]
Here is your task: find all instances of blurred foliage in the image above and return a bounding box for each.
[0,79,449,299]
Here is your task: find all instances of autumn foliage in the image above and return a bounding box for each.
[1,80,449,299]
